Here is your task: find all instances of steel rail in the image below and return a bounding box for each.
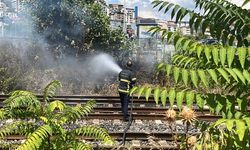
[86,113,220,121]
[0,95,243,111]
[4,132,192,141]
[0,95,222,121]
[93,107,213,113]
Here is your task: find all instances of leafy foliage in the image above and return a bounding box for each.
[152,0,250,46]
[130,0,250,149]
[43,80,62,103]
[0,80,113,149]
[0,48,26,94]
[26,0,133,55]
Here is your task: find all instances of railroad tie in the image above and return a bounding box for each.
[113,119,121,124]
[175,120,183,125]
[135,119,143,124]
[158,140,169,147]
[155,120,162,124]
[92,119,100,125]
[132,140,141,147]
[139,104,145,107]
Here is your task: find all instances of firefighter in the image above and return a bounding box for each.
[118,60,136,122]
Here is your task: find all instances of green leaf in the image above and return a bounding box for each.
[237,47,247,69]
[169,88,176,107]
[145,87,152,101]
[226,119,235,131]
[217,68,230,83]
[194,17,202,31]
[172,55,183,64]
[236,120,246,141]
[166,65,172,77]
[212,46,219,66]
[164,3,174,14]
[154,87,160,105]
[173,35,180,45]
[158,1,168,11]
[148,26,159,33]
[178,56,189,66]
[237,98,247,112]
[243,70,250,84]
[198,70,208,88]
[227,47,236,68]
[225,68,238,82]
[152,0,163,8]
[161,29,168,41]
[43,80,62,103]
[171,5,180,19]
[207,69,219,84]
[201,19,209,34]
[157,63,165,70]
[173,67,180,83]
[176,8,187,22]
[151,27,161,36]
[161,89,168,107]
[189,42,198,54]
[197,46,203,58]
[184,58,196,68]
[137,87,145,98]
[182,69,189,86]
[243,0,250,7]
[186,91,194,108]
[220,47,227,67]
[213,119,227,127]
[48,100,66,112]
[183,40,191,51]
[189,12,196,27]
[176,91,185,110]
[190,70,199,88]
[196,94,205,110]
[130,87,138,96]
[235,112,242,119]
[232,68,246,84]
[204,46,211,62]
[175,38,185,50]
[215,103,223,115]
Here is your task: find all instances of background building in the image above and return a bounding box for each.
[0,0,25,37]
[108,4,136,37]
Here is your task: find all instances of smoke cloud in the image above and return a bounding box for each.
[0,0,123,94]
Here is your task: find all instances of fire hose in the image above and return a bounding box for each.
[121,94,134,146]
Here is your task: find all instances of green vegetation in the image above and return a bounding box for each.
[0,80,113,150]
[131,0,250,149]
[0,45,26,94]
[0,0,135,93]
[27,0,134,55]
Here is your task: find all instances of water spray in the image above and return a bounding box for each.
[88,53,122,74]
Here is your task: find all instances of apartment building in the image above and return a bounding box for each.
[108,4,135,33]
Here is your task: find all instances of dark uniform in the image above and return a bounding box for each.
[118,69,136,121]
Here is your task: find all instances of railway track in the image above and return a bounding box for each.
[0,95,220,121]
[0,95,219,149]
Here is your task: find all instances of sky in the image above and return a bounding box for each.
[105,0,250,20]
